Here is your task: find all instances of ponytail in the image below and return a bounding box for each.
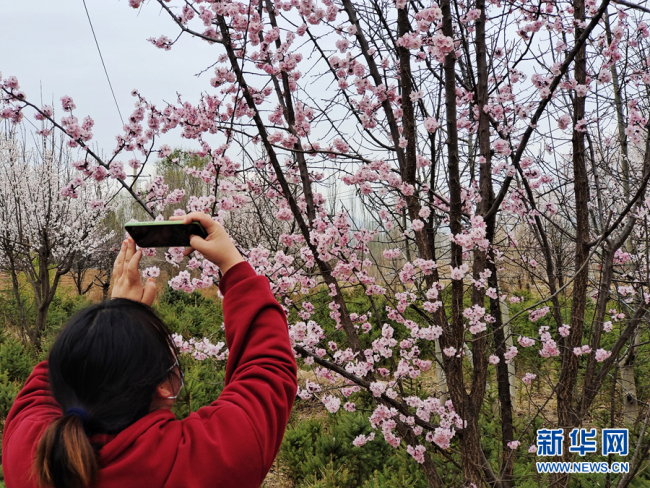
[33,299,180,487]
[34,414,98,488]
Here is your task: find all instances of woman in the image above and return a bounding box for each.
[2,212,298,488]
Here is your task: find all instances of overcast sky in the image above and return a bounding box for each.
[2,0,218,154]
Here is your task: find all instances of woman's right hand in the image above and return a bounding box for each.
[170,212,244,275]
[111,238,157,305]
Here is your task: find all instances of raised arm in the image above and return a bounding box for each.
[165,213,297,487]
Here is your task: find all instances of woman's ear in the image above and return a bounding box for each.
[155,380,174,399]
[150,379,176,411]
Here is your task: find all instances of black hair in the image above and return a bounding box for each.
[35,298,180,488]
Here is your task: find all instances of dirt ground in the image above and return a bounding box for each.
[261,460,295,488]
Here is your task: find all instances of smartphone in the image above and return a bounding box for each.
[125,221,208,248]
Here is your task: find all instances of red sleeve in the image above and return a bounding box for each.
[2,361,62,485]
[165,261,298,487]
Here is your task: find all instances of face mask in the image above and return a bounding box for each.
[165,358,184,400]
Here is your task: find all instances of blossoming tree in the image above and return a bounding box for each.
[4,0,650,485]
[0,130,109,345]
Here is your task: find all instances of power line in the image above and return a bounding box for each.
[81,0,125,126]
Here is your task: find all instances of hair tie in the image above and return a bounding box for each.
[66,407,90,423]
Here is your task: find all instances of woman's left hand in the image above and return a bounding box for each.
[111,238,157,306]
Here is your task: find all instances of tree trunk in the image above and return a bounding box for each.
[556,1,589,485]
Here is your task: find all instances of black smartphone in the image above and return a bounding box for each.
[125,221,208,248]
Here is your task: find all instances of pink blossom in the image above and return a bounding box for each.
[413,258,437,275]
[469,323,486,334]
[504,346,518,364]
[60,96,76,112]
[528,306,550,322]
[274,206,293,221]
[148,35,173,50]
[396,33,422,50]
[493,139,511,156]
[558,114,572,130]
[544,202,557,215]
[443,347,457,357]
[522,373,537,385]
[419,325,442,340]
[595,348,611,362]
[384,431,401,448]
[464,304,487,335]
[430,33,454,61]
[159,144,172,158]
[168,271,194,293]
[370,381,387,397]
[431,427,454,449]
[91,165,108,182]
[342,385,359,397]
[618,285,635,297]
[399,263,416,284]
[297,389,312,400]
[352,433,375,447]
[333,138,350,153]
[424,117,440,133]
[450,264,469,281]
[539,339,560,358]
[489,355,500,365]
[109,161,127,180]
[575,84,589,97]
[508,440,520,450]
[322,395,341,413]
[142,267,160,278]
[3,76,19,90]
[406,444,426,464]
[518,336,535,347]
[639,21,650,37]
[599,70,612,84]
[464,9,481,22]
[383,248,402,259]
[614,249,631,264]
[40,105,53,118]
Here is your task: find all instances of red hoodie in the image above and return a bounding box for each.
[2,262,297,488]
